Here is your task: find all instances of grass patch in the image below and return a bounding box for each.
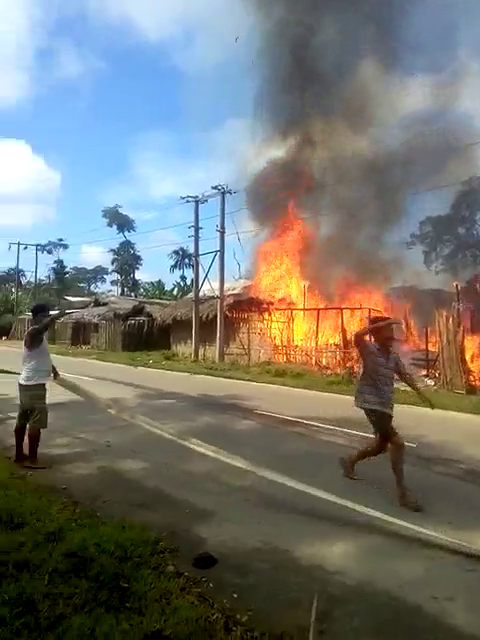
[0,369,17,375]
[50,346,480,415]
[0,458,257,639]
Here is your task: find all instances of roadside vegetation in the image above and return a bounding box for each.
[50,346,480,415]
[0,458,257,639]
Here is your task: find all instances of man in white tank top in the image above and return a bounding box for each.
[15,303,65,468]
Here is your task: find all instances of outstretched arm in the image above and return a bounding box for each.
[395,358,434,409]
[25,310,66,350]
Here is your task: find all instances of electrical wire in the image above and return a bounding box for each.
[64,199,189,241]
[61,169,476,250]
[3,159,478,268]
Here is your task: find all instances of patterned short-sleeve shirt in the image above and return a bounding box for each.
[354,340,406,415]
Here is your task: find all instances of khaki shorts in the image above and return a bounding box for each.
[16,383,48,432]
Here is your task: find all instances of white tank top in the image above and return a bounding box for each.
[19,335,52,385]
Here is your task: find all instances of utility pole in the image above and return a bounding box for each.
[8,241,21,319]
[8,240,46,316]
[182,195,206,360]
[34,244,39,300]
[212,184,235,362]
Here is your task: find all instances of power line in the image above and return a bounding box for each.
[3,166,471,250]
[1,201,453,264]
[62,206,249,255]
[64,199,189,241]
[56,169,480,249]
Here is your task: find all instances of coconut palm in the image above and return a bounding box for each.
[168,246,194,277]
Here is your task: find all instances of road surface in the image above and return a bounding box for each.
[1,345,480,638]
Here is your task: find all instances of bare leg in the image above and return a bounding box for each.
[24,429,46,469]
[389,435,422,512]
[341,437,387,479]
[14,424,27,463]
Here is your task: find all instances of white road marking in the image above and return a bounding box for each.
[255,410,418,448]
[309,594,318,640]
[64,373,95,382]
[109,408,480,558]
[58,374,417,449]
[2,361,476,558]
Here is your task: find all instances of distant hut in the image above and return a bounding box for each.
[54,296,172,351]
[156,284,272,362]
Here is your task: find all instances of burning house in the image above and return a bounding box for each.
[228,0,480,383]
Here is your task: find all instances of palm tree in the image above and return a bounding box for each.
[171,274,193,299]
[168,246,194,277]
[102,205,137,240]
[139,279,172,300]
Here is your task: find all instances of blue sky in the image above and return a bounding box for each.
[1,1,480,293]
[0,0,262,288]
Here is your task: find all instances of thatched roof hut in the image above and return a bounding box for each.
[156,290,269,326]
[58,295,172,324]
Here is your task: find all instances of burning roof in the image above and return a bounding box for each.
[247,0,479,298]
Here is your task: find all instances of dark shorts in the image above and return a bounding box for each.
[364,408,398,443]
[16,383,48,432]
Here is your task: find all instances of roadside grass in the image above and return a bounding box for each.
[50,346,480,415]
[0,458,257,639]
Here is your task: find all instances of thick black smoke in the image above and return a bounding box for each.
[247,0,480,297]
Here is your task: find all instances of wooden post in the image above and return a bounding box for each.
[314,309,320,367]
[425,326,430,377]
[454,282,461,327]
[216,189,226,362]
[340,308,348,369]
[192,198,201,360]
[290,310,294,362]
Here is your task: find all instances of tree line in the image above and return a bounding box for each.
[408,175,480,292]
[5,177,477,330]
[0,205,194,328]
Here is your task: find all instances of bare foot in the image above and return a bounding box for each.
[23,459,47,470]
[399,492,423,513]
[340,457,358,480]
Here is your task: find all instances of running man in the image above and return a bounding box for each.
[341,316,434,512]
[14,303,65,468]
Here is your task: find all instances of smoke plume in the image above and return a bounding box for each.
[246,0,480,298]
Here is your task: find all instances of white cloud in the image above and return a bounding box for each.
[0,0,252,108]
[114,118,259,205]
[0,1,103,108]
[0,138,61,227]
[87,0,254,72]
[0,0,47,107]
[80,244,108,266]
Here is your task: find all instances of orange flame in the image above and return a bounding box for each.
[464,334,480,386]
[252,202,433,372]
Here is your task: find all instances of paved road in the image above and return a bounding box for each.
[1,346,480,638]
